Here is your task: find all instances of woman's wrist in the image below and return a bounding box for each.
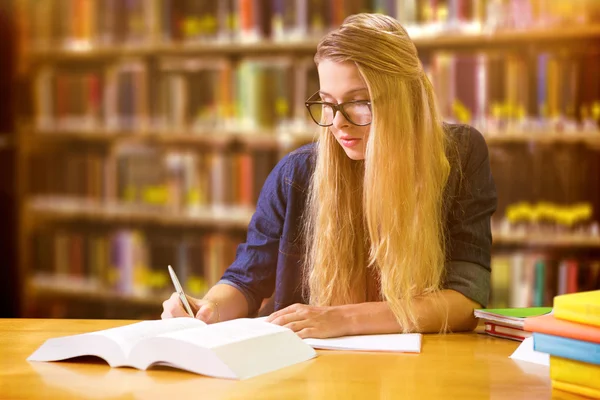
[335,304,361,336]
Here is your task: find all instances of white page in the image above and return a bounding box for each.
[509,336,549,366]
[303,333,422,353]
[91,318,206,355]
[159,318,290,348]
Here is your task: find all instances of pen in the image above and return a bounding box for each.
[167,265,195,317]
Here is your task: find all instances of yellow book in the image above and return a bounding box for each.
[550,356,600,391]
[554,290,600,327]
[552,379,600,399]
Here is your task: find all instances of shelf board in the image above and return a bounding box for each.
[28,129,600,147]
[485,133,600,145]
[411,25,600,49]
[27,25,600,60]
[28,275,164,307]
[492,232,600,248]
[28,198,600,248]
[28,129,317,149]
[29,197,254,230]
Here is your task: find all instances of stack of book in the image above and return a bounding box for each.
[474,307,552,341]
[524,290,600,398]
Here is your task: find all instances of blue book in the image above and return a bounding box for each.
[533,333,600,366]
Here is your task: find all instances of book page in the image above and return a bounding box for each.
[91,318,206,356]
[303,333,422,353]
[157,318,287,348]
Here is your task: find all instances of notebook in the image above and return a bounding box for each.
[304,333,422,353]
[474,307,553,329]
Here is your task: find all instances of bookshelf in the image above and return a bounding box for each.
[15,0,600,319]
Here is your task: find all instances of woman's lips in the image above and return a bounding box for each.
[339,137,361,148]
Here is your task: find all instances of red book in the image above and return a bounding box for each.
[485,322,532,342]
[524,313,600,344]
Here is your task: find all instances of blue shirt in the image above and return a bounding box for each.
[219,123,498,316]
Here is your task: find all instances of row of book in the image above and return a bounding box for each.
[29,146,279,210]
[34,57,318,132]
[26,0,600,49]
[488,142,600,228]
[489,253,600,309]
[28,142,600,233]
[30,225,600,313]
[426,52,600,134]
[33,51,600,133]
[31,228,245,299]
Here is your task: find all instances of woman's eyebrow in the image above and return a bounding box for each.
[319,88,369,98]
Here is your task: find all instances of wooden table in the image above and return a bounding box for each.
[0,319,578,399]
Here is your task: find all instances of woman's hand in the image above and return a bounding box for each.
[161,292,219,323]
[265,303,351,339]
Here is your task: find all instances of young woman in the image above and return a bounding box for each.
[162,13,497,338]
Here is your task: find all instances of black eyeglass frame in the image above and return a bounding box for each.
[304,91,372,127]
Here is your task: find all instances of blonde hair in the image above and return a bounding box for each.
[303,13,451,332]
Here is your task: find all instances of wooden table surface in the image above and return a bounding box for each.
[0,318,581,400]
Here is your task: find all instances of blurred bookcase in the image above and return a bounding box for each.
[14,0,600,319]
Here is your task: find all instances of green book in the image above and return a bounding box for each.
[474,307,553,329]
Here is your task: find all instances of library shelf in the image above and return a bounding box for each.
[28,274,164,307]
[26,24,600,61]
[28,197,254,230]
[492,232,600,248]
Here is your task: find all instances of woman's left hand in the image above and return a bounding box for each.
[265,303,351,339]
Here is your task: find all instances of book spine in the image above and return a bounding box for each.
[550,356,600,391]
[554,304,600,328]
[551,379,600,399]
[533,333,600,366]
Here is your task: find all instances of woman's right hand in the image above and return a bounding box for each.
[161,292,218,323]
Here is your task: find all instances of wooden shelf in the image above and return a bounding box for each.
[410,24,600,49]
[28,129,317,149]
[27,25,600,60]
[27,129,600,147]
[485,132,600,145]
[29,197,254,230]
[28,275,164,307]
[0,135,9,150]
[28,198,600,248]
[492,232,600,248]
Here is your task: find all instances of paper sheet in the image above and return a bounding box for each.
[509,337,549,366]
[303,333,422,353]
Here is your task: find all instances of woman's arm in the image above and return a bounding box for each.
[267,289,479,338]
[343,289,479,335]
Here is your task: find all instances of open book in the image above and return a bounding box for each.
[27,318,316,380]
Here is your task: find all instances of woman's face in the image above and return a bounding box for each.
[317,60,371,161]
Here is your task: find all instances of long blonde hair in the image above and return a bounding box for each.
[303,14,451,332]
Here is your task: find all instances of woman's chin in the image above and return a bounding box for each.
[343,148,366,161]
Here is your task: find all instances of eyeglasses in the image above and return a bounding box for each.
[305,91,372,127]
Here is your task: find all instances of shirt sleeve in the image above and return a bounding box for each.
[217,154,291,316]
[443,126,498,307]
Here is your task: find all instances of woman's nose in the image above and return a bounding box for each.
[332,108,350,130]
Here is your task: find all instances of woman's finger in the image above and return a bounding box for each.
[195,304,214,323]
[265,303,302,323]
[283,319,309,333]
[270,310,304,326]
